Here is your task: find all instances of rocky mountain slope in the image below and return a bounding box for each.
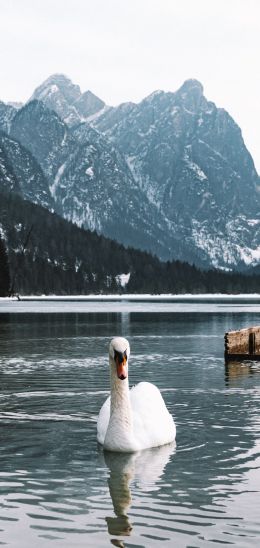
[93,79,260,269]
[0,101,17,133]
[9,99,196,261]
[0,131,53,209]
[10,100,76,182]
[30,74,105,126]
[1,75,260,270]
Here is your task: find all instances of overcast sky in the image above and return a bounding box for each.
[1,0,260,171]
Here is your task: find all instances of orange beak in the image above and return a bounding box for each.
[116,355,128,380]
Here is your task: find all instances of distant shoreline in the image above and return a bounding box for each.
[2,294,260,314]
[2,293,260,302]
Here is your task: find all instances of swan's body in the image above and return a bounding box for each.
[97,337,176,452]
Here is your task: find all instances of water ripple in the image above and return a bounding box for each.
[0,309,260,547]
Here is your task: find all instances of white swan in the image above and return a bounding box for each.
[97,337,176,452]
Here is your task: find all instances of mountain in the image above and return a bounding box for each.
[2,75,260,270]
[30,73,82,126]
[29,73,105,126]
[92,79,260,270]
[58,121,181,257]
[1,119,260,295]
[10,99,197,261]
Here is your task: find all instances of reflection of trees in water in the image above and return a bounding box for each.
[103,444,175,544]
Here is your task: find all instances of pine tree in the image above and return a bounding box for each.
[0,235,10,296]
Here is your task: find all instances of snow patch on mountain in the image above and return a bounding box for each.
[116,273,131,287]
[39,84,59,100]
[248,219,260,227]
[183,149,207,181]
[191,217,260,268]
[85,166,94,178]
[86,105,110,123]
[51,162,67,197]
[125,155,161,209]
[238,246,260,265]
[0,224,7,241]
[69,202,101,232]
[184,154,207,181]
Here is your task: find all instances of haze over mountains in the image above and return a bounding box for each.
[1,74,260,273]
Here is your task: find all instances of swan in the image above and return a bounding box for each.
[97,337,176,452]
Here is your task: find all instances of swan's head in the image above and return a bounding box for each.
[109,337,130,381]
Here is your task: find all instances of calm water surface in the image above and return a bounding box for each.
[0,300,260,547]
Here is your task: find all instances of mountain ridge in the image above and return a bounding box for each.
[1,74,260,271]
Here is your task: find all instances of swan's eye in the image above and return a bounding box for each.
[114,349,127,363]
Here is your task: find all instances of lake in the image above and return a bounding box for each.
[0,298,260,547]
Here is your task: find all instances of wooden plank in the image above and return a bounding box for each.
[225,325,260,358]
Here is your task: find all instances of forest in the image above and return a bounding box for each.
[1,189,260,296]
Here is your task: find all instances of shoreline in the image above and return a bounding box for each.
[2,293,260,314]
[2,293,260,302]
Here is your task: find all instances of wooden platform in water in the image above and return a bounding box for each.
[225,326,260,360]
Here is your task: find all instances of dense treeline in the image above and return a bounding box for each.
[1,189,260,295]
[0,234,10,296]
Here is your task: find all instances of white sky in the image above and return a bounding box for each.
[1,0,260,172]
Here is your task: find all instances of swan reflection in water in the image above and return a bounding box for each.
[102,442,176,545]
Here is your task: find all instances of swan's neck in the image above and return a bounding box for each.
[104,358,134,451]
[110,360,132,429]
[108,467,133,516]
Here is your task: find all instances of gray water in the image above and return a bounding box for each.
[0,300,260,547]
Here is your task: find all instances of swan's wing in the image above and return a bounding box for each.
[97,396,110,445]
[130,382,176,449]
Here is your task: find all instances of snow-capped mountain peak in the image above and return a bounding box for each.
[29,74,105,126]
[1,75,260,271]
